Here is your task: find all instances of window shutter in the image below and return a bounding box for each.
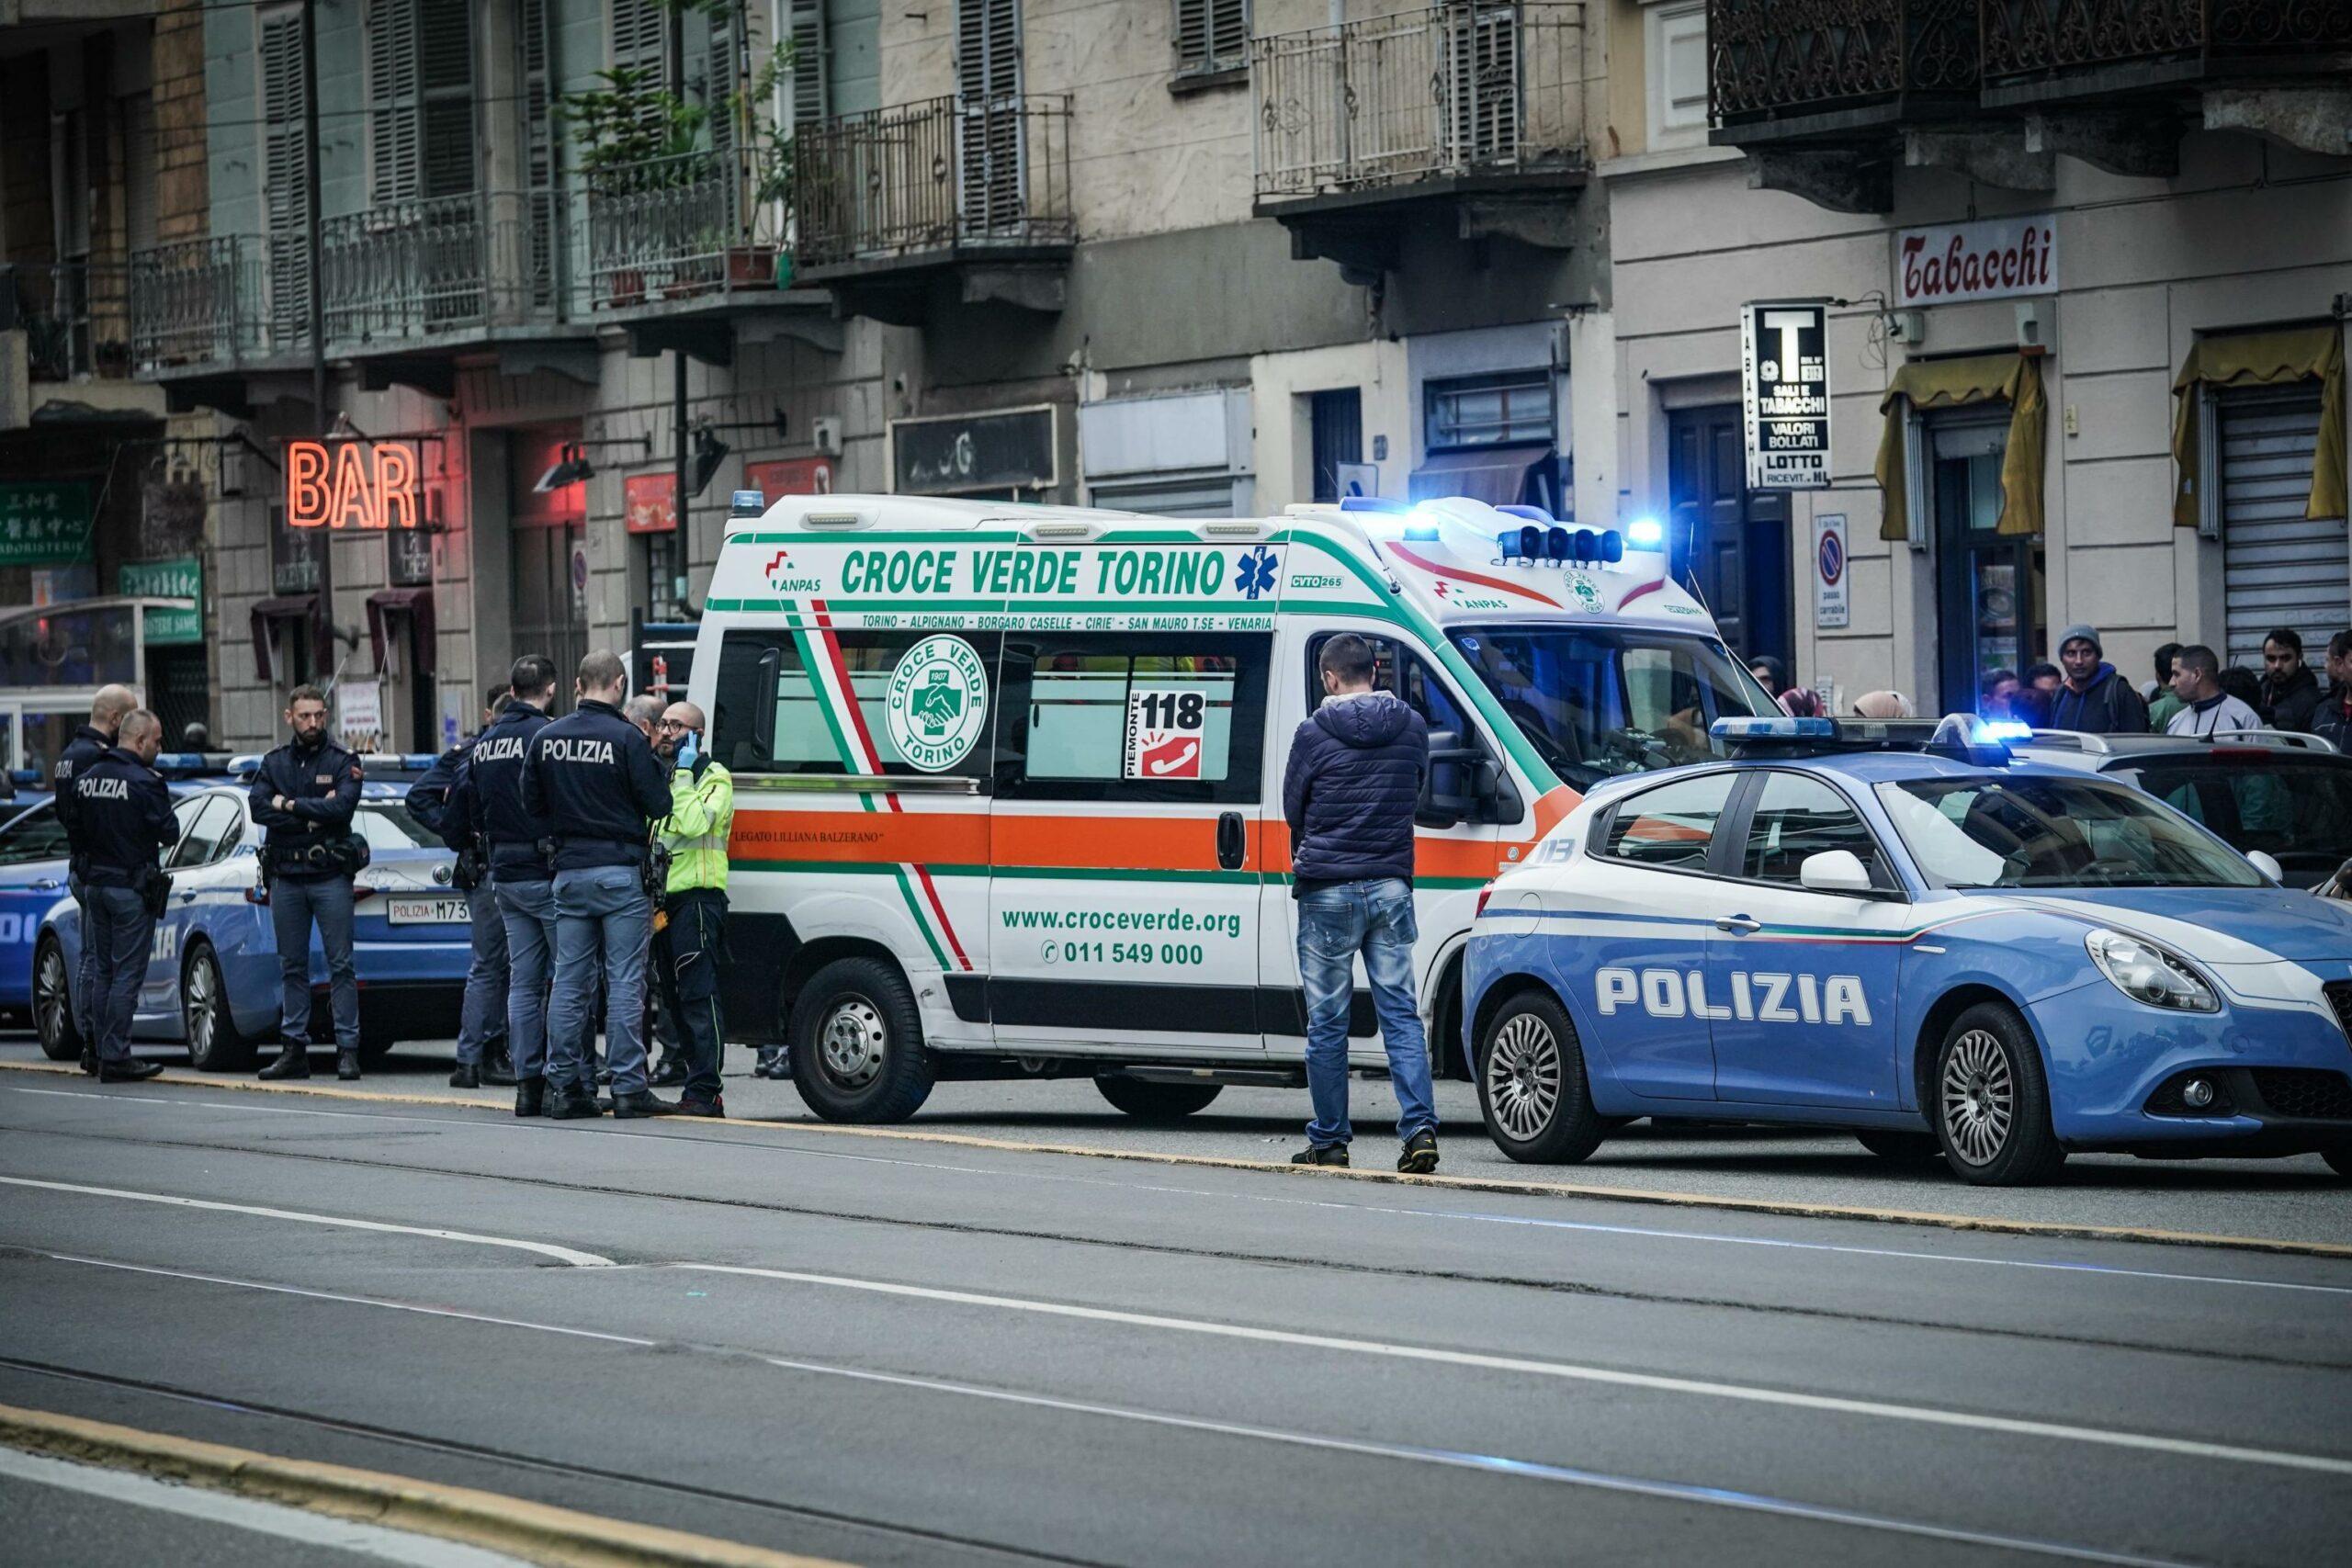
[368,0,421,203]
[260,9,311,335]
[612,0,668,82]
[786,0,827,131]
[419,0,476,199]
[518,0,555,304]
[1174,0,1248,75]
[1444,3,1519,167]
[956,0,1022,234]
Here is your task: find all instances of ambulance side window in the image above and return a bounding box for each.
[709,628,999,780]
[1306,635,1476,747]
[996,632,1270,805]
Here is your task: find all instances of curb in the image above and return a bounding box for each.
[0,1400,851,1568]
[7,1058,2349,1261]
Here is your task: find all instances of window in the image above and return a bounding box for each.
[1643,0,1709,152]
[784,0,828,130]
[1876,776,2263,890]
[711,629,1001,780]
[1174,0,1249,79]
[1425,371,1555,452]
[167,796,244,870]
[998,633,1269,804]
[1306,634,1475,741]
[2116,757,2352,881]
[1740,773,1886,886]
[1600,772,1736,873]
[368,0,476,204]
[355,800,436,852]
[258,8,311,336]
[0,804,70,867]
[1309,389,1362,504]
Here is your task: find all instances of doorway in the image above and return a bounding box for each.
[508,426,587,710]
[1929,413,2043,716]
[1668,405,1791,671]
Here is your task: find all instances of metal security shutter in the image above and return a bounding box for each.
[2222,384,2346,671]
[259,10,311,341]
[1086,476,1238,517]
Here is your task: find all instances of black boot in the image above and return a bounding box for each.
[336,1050,361,1081]
[449,1064,481,1089]
[650,1055,689,1089]
[609,1089,677,1119]
[514,1077,546,1118]
[258,1043,311,1080]
[97,1058,164,1083]
[548,1084,602,1120]
[481,1043,517,1088]
[78,1045,97,1077]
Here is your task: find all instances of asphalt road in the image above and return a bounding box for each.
[2,1065,2348,1566]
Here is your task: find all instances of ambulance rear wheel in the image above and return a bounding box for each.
[790,957,935,1123]
[1476,988,1604,1165]
[1094,1077,1222,1122]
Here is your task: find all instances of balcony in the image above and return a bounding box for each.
[1709,0,1981,142]
[793,94,1075,325]
[1249,3,1589,279]
[1980,0,2352,107]
[3,262,132,383]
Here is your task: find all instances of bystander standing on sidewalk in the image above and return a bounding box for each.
[2258,627,2323,732]
[2145,643,2187,733]
[2166,646,2265,737]
[2048,626,2150,733]
[2313,633,2352,752]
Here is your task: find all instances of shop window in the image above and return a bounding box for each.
[1425,371,1555,451]
[711,628,1001,780]
[997,632,1269,805]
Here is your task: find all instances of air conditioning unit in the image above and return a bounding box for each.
[811,415,842,457]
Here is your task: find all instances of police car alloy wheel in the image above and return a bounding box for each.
[788,955,936,1123]
[33,936,80,1062]
[1476,989,1605,1165]
[1933,1002,2065,1187]
[181,943,252,1073]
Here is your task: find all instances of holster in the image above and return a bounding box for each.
[137,863,171,919]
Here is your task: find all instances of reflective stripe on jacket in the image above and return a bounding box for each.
[659,757,732,894]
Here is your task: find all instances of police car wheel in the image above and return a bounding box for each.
[789,957,936,1123]
[1094,1076,1223,1122]
[33,936,81,1061]
[181,943,253,1073]
[1854,1130,1941,1163]
[1476,989,1604,1165]
[1934,1003,2065,1187]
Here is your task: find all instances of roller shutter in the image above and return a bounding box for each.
[2221,385,2346,671]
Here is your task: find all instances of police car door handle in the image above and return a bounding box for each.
[1714,916,1760,934]
[1216,811,1246,872]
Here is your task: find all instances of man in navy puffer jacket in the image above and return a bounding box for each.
[1281,633,1439,1174]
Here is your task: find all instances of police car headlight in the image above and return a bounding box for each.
[2085,930,2217,1013]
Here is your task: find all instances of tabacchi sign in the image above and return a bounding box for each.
[286,440,419,529]
[1896,214,2058,308]
[1740,300,1831,491]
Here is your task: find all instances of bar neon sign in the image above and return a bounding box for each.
[286,440,419,529]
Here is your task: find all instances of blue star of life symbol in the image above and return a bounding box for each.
[1235,545,1278,600]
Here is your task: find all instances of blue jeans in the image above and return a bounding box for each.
[457,880,508,1067]
[1297,877,1437,1148]
[548,865,651,1098]
[495,875,559,1083]
[272,874,358,1050]
[85,884,153,1066]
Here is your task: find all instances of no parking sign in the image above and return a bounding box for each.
[1815,513,1849,629]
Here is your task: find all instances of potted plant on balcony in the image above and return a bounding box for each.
[712,37,798,292]
[560,65,711,309]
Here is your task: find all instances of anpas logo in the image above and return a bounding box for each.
[885,634,989,773]
[1597,966,1872,1027]
[1566,576,1605,614]
[763,548,824,595]
[1234,546,1279,601]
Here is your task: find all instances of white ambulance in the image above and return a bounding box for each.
[688,492,1772,1122]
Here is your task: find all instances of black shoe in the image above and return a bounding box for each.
[449,1065,481,1089]
[1291,1144,1350,1168]
[1398,1130,1439,1175]
[514,1077,546,1118]
[481,1049,517,1088]
[548,1089,602,1120]
[97,1058,164,1083]
[671,1095,725,1119]
[650,1057,689,1089]
[336,1051,361,1082]
[609,1089,676,1119]
[595,1066,613,1087]
[258,1045,311,1080]
[78,1046,97,1077]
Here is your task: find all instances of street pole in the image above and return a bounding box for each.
[301,0,326,437]
[669,7,690,616]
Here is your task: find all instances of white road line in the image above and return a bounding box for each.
[10,1085,2347,1296]
[677,1263,2352,1478]
[0,1445,534,1567]
[0,1177,615,1269]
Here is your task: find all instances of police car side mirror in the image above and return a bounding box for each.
[1798,850,1875,896]
[2245,850,2283,883]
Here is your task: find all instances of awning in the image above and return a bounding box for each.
[248,595,321,685]
[1873,353,2046,541]
[366,588,436,678]
[2170,324,2346,527]
[1408,443,1557,509]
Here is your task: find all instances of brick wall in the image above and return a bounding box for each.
[153,0,209,242]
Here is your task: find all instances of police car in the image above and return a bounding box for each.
[1464,716,2352,1185]
[32,775,470,1068]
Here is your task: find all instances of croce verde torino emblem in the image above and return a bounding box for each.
[1566,576,1604,613]
[885,634,988,772]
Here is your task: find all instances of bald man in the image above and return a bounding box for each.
[54,683,139,1073]
[650,700,733,1114]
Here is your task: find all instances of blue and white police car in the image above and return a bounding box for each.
[1464,716,2352,1185]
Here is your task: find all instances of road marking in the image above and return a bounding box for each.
[13,1084,2348,1297]
[0,1445,533,1568]
[0,1177,615,1268]
[678,1263,2352,1478]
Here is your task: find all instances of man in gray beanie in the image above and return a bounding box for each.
[2047,624,2150,733]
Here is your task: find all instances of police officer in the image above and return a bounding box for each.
[451,656,560,1117]
[53,683,138,1076]
[75,709,177,1083]
[250,684,367,1081]
[411,682,516,1089]
[520,651,672,1119]
[650,701,732,1117]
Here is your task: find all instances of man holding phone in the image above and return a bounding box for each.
[650,701,733,1117]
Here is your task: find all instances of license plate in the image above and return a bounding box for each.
[387,896,469,926]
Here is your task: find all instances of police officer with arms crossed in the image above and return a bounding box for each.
[75,709,177,1082]
[409,682,516,1089]
[520,651,673,1119]
[53,682,139,1075]
[650,701,732,1117]
[250,684,368,1081]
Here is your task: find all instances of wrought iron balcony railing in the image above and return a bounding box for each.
[131,237,261,372]
[1251,3,1588,201]
[584,148,786,309]
[2,261,133,381]
[1981,0,2352,82]
[322,190,562,345]
[793,94,1075,272]
[1709,0,1980,127]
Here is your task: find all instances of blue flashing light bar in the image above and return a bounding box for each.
[1339,495,1410,513]
[729,490,766,517]
[1625,517,1665,548]
[1497,525,1627,564]
[1979,719,2033,742]
[1711,716,1836,741]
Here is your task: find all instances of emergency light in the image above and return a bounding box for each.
[1496,525,1626,565]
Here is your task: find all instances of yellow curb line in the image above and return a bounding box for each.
[0,1400,852,1568]
[7,1058,2349,1261]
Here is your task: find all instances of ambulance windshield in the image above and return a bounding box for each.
[1448,628,1776,788]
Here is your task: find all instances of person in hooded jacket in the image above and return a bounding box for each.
[52,682,137,1075]
[2047,625,2150,733]
[1281,633,1438,1175]
[2258,627,2323,733]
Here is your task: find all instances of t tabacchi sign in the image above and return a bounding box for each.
[1740,300,1831,491]
[1896,214,2058,308]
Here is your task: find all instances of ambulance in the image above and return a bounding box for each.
[687,491,1775,1122]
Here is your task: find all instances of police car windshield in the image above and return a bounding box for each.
[1876,775,2264,890]
[354,801,436,852]
[2108,756,2352,885]
[0,803,69,865]
[1448,628,1775,788]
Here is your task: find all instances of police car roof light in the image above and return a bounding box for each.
[1927,713,2016,764]
[1711,716,1837,741]
[227,754,263,777]
[1625,517,1667,549]
[1338,495,1409,513]
[729,489,765,516]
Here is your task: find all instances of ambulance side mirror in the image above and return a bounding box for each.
[1420,730,1486,829]
[1798,849,1874,895]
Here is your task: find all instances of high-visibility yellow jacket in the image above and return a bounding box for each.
[658,755,733,895]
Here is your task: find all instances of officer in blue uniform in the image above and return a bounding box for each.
[51,683,138,1075]
[452,656,561,1115]
[249,683,367,1081]
[75,709,177,1083]
[409,681,515,1089]
[520,650,672,1120]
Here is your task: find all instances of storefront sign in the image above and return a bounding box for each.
[1814,513,1849,630]
[744,456,835,498]
[389,523,434,587]
[0,481,94,566]
[119,557,204,645]
[1896,214,2058,308]
[1740,301,1832,490]
[337,677,383,753]
[624,473,678,536]
[286,440,419,530]
[892,407,1056,497]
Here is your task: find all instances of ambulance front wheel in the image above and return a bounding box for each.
[1476,988,1605,1165]
[789,956,936,1123]
[1094,1076,1223,1122]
